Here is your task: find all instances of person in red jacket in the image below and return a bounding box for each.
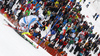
[20,4,27,11]
[98,51,100,56]
[60,51,67,56]
[0,5,6,14]
[53,36,59,43]
[62,40,68,49]
[64,52,67,56]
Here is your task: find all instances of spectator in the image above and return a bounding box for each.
[49,29,56,41]
[66,38,74,49]
[0,0,3,7]
[94,47,99,54]
[98,51,100,56]
[73,43,81,54]
[48,42,55,48]
[8,0,14,11]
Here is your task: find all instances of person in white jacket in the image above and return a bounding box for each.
[19,15,43,32]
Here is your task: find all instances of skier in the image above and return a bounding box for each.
[86,2,91,8]
[93,13,97,18]
[95,14,99,21]
[19,15,43,32]
[93,13,99,21]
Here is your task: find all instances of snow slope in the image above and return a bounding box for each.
[0,14,51,56]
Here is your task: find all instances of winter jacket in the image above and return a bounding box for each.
[58,39,63,45]
[48,43,54,48]
[54,37,59,41]
[36,3,41,12]
[75,43,81,51]
[80,31,85,36]
[69,39,74,44]
[63,41,68,46]
[71,33,76,38]
[0,8,5,14]
[51,30,56,35]
[33,32,39,37]
[98,53,100,56]
[27,3,31,9]
[20,5,26,11]
[75,37,79,42]
[91,26,94,30]
[25,10,30,16]
[47,10,51,16]
[33,32,41,38]
[97,15,99,18]
[59,34,64,40]
[71,29,75,33]
[79,53,83,56]
[66,5,71,9]
[63,20,67,25]
[9,1,14,7]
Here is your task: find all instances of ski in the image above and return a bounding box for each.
[25,38,38,49]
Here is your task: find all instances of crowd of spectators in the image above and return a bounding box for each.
[0,0,100,56]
